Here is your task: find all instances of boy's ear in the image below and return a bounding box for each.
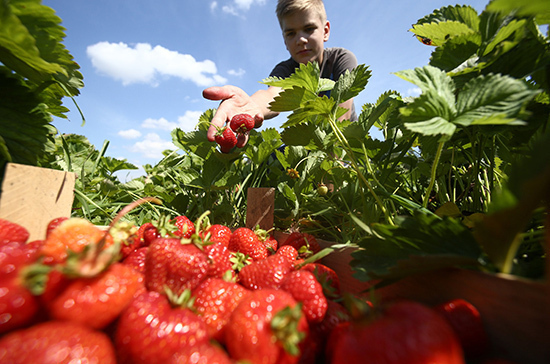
[323,20,331,42]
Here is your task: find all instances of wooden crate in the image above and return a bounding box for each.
[0,163,75,241]
[251,188,550,364]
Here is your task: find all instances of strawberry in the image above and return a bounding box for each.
[192,277,250,341]
[281,232,321,259]
[0,278,39,334]
[238,253,294,290]
[168,341,233,364]
[0,218,29,245]
[122,246,149,274]
[205,241,235,279]
[145,237,209,295]
[0,320,117,363]
[277,244,299,261]
[224,289,309,364]
[230,113,255,134]
[45,216,69,238]
[434,298,489,359]
[228,227,269,261]
[115,290,210,364]
[137,222,160,246]
[327,300,465,364]
[46,262,144,329]
[301,262,341,299]
[172,215,195,239]
[40,217,114,265]
[203,223,232,247]
[0,241,43,334]
[215,126,237,153]
[281,270,328,323]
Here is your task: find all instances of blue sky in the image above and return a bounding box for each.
[43,0,491,179]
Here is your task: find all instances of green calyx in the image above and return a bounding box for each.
[270,303,306,357]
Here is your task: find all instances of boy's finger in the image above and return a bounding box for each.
[202,86,234,101]
[236,133,248,148]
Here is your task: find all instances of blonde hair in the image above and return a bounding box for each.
[276,0,327,28]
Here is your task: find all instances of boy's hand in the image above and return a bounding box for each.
[203,85,264,148]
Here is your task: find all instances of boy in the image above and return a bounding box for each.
[204,0,358,147]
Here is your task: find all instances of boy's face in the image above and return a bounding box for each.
[281,8,330,65]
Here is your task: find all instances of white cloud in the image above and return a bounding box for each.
[118,129,142,139]
[140,111,203,132]
[216,0,267,16]
[210,1,218,11]
[406,87,422,97]
[87,42,228,87]
[228,68,246,77]
[141,117,177,131]
[177,111,204,132]
[130,133,176,159]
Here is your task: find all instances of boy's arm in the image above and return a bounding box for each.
[204,85,281,147]
[339,99,354,121]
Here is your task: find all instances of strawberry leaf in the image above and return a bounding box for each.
[350,211,483,282]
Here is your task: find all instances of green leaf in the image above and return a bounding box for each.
[331,64,372,105]
[454,73,540,127]
[414,5,481,31]
[0,70,55,167]
[411,20,477,47]
[486,0,550,25]
[404,117,457,140]
[269,87,318,113]
[393,66,456,107]
[261,62,321,94]
[0,1,66,82]
[281,96,336,128]
[429,33,482,72]
[350,212,483,282]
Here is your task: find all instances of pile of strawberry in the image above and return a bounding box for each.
[0,213,513,364]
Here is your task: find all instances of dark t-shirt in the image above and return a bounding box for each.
[269,47,358,121]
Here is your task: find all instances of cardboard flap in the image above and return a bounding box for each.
[0,163,75,241]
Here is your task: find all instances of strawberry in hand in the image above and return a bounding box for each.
[230,113,255,134]
[215,126,238,153]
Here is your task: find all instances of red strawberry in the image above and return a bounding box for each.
[230,113,255,134]
[205,241,235,279]
[203,223,232,247]
[40,218,114,265]
[168,341,233,364]
[46,262,145,329]
[192,277,250,341]
[228,227,268,261]
[0,241,43,334]
[137,222,160,246]
[281,232,321,259]
[434,298,489,359]
[215,127,237,153]
[145,237,209,295]
[225,289,309,364]
[172,215,195,239]
[277,244,299,262]
[281,270,328,323]
[238,253,294,290]
[122,246,149,274]
[45,216,69,238]
[301,262,341,298]
[327,300,465,364]
[115,290,210,364]
[0,320,117,363]
[0,218,29,245]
